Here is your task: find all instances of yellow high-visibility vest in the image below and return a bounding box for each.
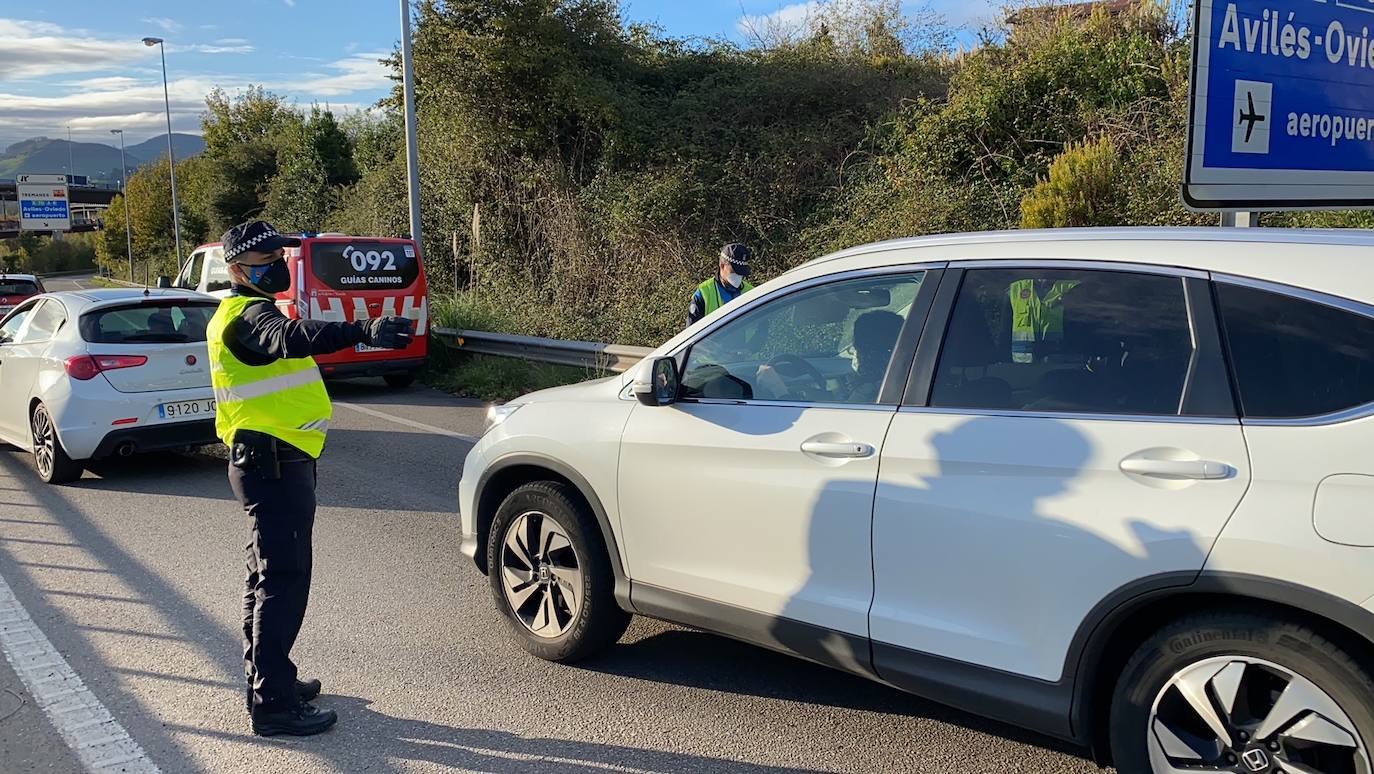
[698,277,755,316]
[1009,279,1079,364]
[206,295,331,458]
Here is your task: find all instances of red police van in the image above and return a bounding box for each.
[170,234,428,388]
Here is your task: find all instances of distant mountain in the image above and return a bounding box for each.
[0,134,206,183]
[125,134,208,164]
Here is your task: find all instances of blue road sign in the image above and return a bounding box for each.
[1185,0,1374,210]
[21,200,69,220]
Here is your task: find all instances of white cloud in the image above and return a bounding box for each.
[142,16,183,34]
[0,18,158,79]
[737,2,820,39]
[177,43,255,54]
[0,20,391,147]
[279,52,391,97]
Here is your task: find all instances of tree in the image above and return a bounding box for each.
[95,155,211,280]
[1021,137,1123,228]
[201,86,297,230]
[264,106,358,232]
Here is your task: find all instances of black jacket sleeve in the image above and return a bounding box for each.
[224,299,368,366]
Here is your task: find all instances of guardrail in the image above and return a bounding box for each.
[37,269,100,278]
[431,327,653,374]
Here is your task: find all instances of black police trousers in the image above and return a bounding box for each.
[228,455,317,712]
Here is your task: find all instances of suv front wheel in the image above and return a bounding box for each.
[1110,611,1374,774]
[486,481,630,662]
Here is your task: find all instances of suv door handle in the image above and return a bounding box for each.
[1119,458,1232,480]
[801,440,875,459]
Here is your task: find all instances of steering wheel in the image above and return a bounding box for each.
[763,354,828,396]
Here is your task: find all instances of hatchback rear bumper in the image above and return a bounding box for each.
[89,419,219,460]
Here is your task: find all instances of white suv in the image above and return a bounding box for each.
[458,228,1374,773]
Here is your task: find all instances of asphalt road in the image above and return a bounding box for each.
[0,379,1107,774]
[40,274,98,293]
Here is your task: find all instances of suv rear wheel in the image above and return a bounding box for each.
[1110,611,1374,774]
[486,481,630,662]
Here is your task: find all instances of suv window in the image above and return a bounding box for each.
[1217,283,1374,418]
[0,278,39,297]
[681,273,925,405]
[181,251,205,289]
[203,248,231,293]
[310,241,419,291]
[18,299,65,343]
[931,269,1194,416]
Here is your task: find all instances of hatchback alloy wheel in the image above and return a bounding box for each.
[499,510,583,639]
[31,407,56,479]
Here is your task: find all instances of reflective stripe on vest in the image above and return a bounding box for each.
[698,277,755,316]
[206,295,332,458]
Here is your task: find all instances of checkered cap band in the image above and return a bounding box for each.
[720,244,751,267]
[225,225,283,261]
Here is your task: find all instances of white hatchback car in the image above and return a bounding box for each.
[460,228,1374,773]
[0,288,221,483]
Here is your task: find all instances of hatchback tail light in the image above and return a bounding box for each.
[65,354,148,381]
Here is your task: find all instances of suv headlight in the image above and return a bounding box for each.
[482,403,523,437]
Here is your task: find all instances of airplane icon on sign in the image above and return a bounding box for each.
[1238,92,1266,143]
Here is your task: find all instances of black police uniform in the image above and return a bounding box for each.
[217,221,413,737]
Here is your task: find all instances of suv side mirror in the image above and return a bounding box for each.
[155,276,173,289]
[634,357,679,406]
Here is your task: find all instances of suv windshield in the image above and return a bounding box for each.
[79,301,218,343]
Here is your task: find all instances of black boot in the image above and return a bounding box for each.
[246,679,324,713]
[251,701,338,737]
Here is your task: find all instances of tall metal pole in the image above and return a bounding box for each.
[112,129,134,282]
[67,125,74,179]
[145,37,183,274]
[400,0,424,253]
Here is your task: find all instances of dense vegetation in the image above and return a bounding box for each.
[91,0,1372,345]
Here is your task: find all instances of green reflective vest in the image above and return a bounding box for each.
[206,295,332,458]
[698,277,755,317]
[1008,279,1080,364]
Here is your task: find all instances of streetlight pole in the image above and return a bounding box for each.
[110,129,134,283]
[399,0,423,254]
[142,36,182,279]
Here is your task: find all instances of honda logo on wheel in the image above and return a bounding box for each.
[1241,748,1270,772]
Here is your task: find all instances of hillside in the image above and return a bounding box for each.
[0,134,206,182]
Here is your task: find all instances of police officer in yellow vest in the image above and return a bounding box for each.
[1008,278,1079,364]
[687,243,755,328]
[208,220,414,737]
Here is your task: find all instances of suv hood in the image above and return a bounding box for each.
[515,374,621,405]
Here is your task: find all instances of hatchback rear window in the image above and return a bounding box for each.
[79,302,218,344]
[0,279,39,296]
[309,241,419,291]
[1217,283,1374,418]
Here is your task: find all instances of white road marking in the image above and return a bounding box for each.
[0,571,160,773]
[333,401,480,443]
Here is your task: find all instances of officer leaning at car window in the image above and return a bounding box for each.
[686,243,756,328]
[206,220,415,737]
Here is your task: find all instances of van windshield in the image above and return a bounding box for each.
[310,241,419,291]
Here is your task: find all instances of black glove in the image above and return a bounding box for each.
[362,316,415,349]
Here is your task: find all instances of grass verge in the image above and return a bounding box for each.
[421,346,609,403]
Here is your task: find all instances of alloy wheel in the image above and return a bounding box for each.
[499,510,583,639]
[1149,656,1371,774]
[31,408,54,479]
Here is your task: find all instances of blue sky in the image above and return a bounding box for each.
[0,0,1001,150]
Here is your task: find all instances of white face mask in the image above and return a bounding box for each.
[725,271,744,289]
